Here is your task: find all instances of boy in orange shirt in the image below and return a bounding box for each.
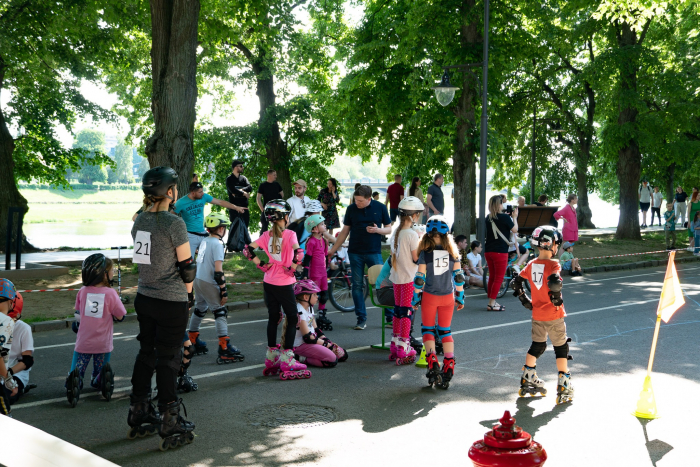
[512,225,574,405]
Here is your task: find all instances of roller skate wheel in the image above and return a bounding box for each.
[328,325,333,331]
[186,432,195,444]
[518,388,527,397]
[216,357,224,365]
[280,373,290,380]
[127,428,137,440]
[159,438,170,451]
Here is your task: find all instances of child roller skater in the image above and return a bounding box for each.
[512,225,574,404]
[301,215,332,331]
[67,254,126,407]
[414,216,464,388]
[243,200,311,380]
[188,213,244,365]
[0,279,17,416]
[388,197,424,364]
[288,279,347,367]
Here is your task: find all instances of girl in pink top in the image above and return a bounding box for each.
[66,254,126,406]
[301,214,331,330]
[553,194,579,243]
[243,200,311,380]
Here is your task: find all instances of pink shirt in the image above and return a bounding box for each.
[256,229,299,286]
[305,236,328,280]
[553,204,579,242]
[74,286,127,354]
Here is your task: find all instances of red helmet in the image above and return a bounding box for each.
[9,292,23,320]
[294,279,321,296]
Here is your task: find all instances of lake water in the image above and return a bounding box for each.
[22,193,626,249]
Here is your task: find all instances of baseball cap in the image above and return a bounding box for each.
[562,242,573,250]
[294,179,307,188]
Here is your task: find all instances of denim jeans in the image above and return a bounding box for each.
[695,232,700,254]
[349,253,383,322]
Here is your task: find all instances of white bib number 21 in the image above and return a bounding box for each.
[133,230,152,265]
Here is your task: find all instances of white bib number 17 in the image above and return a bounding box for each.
[133,230,152,265]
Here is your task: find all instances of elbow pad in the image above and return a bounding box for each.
[177,257,196,283]
[452,270,465,287]
[414,272,426,289]
[21,355,34,370]
[547,274,563,293]
[214,271,226,286]
[302,332,318,345]
[293,248,304,265]
[243,245,257,261]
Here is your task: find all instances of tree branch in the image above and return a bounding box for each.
[290,0,309,11]
[638,18,652,45]
[555,49,581,75]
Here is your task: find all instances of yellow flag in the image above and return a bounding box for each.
[657,251,684,323]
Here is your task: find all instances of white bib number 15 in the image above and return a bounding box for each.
[433,250,449,275]
[133,230,152,265]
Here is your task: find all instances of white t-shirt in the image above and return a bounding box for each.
[8,320,33,387]
[467,252,482,269]
[389,228,420,284]
[652,192,663,208]
[294,303,315,348]
[639,185,652,203]
[287,196,311,223]
[0,313,13,365]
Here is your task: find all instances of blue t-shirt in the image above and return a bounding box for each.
[174,193,213,233]
[418,247,456,296]
[343,199,391,254]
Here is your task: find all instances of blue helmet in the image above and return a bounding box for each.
[426,215,450,235]
[0,278,17,302]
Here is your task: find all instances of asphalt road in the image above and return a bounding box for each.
[11,264,700,467]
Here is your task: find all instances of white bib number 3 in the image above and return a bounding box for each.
[433,250,449,275]
[84,293,105,319]
[133,230,152,265]
[530,263,545,290]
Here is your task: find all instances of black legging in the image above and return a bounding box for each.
[130,293,188,405]
[651,207,661,225]
[263,283,298,349]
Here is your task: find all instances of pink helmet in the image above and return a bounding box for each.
[294,279,321,296]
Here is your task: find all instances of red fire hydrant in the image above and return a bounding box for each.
[468,410,547,467]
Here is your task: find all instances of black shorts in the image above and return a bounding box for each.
[640,202,650,212]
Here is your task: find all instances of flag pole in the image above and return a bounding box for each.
[646,315,662,377]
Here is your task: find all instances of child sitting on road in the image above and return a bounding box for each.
[512,226,574,405]
[664,202,676,250]
[287,280,347,367]
[66,253,126,407]
[301,215,332,330]
[559,242,582,276]
[0,278,18,416]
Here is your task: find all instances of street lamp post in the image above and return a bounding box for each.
[431,0,489,245]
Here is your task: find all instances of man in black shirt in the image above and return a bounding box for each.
[225,160,252,227]
[256,169,284,232]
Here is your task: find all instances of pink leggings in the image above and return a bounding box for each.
[294,343,337,367]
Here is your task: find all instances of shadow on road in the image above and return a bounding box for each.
[637,418,673,467]
[479,396,571,439]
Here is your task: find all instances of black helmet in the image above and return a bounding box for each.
[264,199,292,222]
[142,166,178,197]
[82,253,109,286]
[530,225,563,251]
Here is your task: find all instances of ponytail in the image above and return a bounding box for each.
[271,218,286,256]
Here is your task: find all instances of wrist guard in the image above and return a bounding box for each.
[72,321,80,333]
[4,375,17,391]
[177,257,196,283]
[243,245,257,261]
[282,266,297,277]
[414,272,426,289]
[411,290,422,307]
[452,270,466,287]
[512,275,533,309]
[188,291,195,308]
[455,289,464,306]
[302,332,318,345]
[220,287,228,299]
[315,327,325,338]
[293,248,304,265]
[549,291,563,307]
[214,271,226,286]
[257,261,272,273]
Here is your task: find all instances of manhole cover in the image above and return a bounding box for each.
[246,404,338,429]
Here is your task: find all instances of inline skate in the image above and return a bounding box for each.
[425,352,442,388]
[216,337,245,364]
[436,357,454,390]
[188,332,208,355]
[556,372,574,405]
[389,337,398,361]
[177,370,198,393]
[395,338,417,366]
[279,349,312,380]
[518,365,547,397]
[263,345,281,376]
[158,399,195,451]
[316,309,333,331]
[99,362,115,401]
[127,400,160,439]
[65,368,82,408]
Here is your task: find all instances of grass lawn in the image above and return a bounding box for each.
[21,186,143,203]
[572,230,692,267]
[24,203,142,223]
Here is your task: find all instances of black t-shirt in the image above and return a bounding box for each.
[257,181,284,206]
[226,173,252,207]
[485,213,515,254]
[343,199,391,254]
[676,191,688,203]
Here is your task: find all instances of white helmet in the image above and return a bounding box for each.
[305,200,324,214]
[398,196,424,217]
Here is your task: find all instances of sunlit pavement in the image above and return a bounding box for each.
[12,265,700,466]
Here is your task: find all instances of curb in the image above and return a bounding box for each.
[581,255,700,275]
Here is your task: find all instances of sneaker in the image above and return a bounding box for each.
[354,321,366,330]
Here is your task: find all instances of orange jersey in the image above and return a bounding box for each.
[519,259,566,321]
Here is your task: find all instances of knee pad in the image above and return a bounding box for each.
[554,338,573,360]
[527,341,547,359]
[135,349,156,370]
[321,359,338,368]
[395,306,412,319]
[213,308,228,319]
[421,325,437,341]
[437,326,453,343]
[193,308,207,318]
[319,290,328,304]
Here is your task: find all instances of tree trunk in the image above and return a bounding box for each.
[574,143,595,229]
[452,0,479,238]
[145,0,200,197]
[0,57,34,254]
[665,162,675,203]
[256,70,292,198]
[614,22,642,240]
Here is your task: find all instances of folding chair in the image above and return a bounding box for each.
[367,264,394,350]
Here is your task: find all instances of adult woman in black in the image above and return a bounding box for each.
[484,194,519,311]
[128,167,196,451]
[318,178,341,234]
